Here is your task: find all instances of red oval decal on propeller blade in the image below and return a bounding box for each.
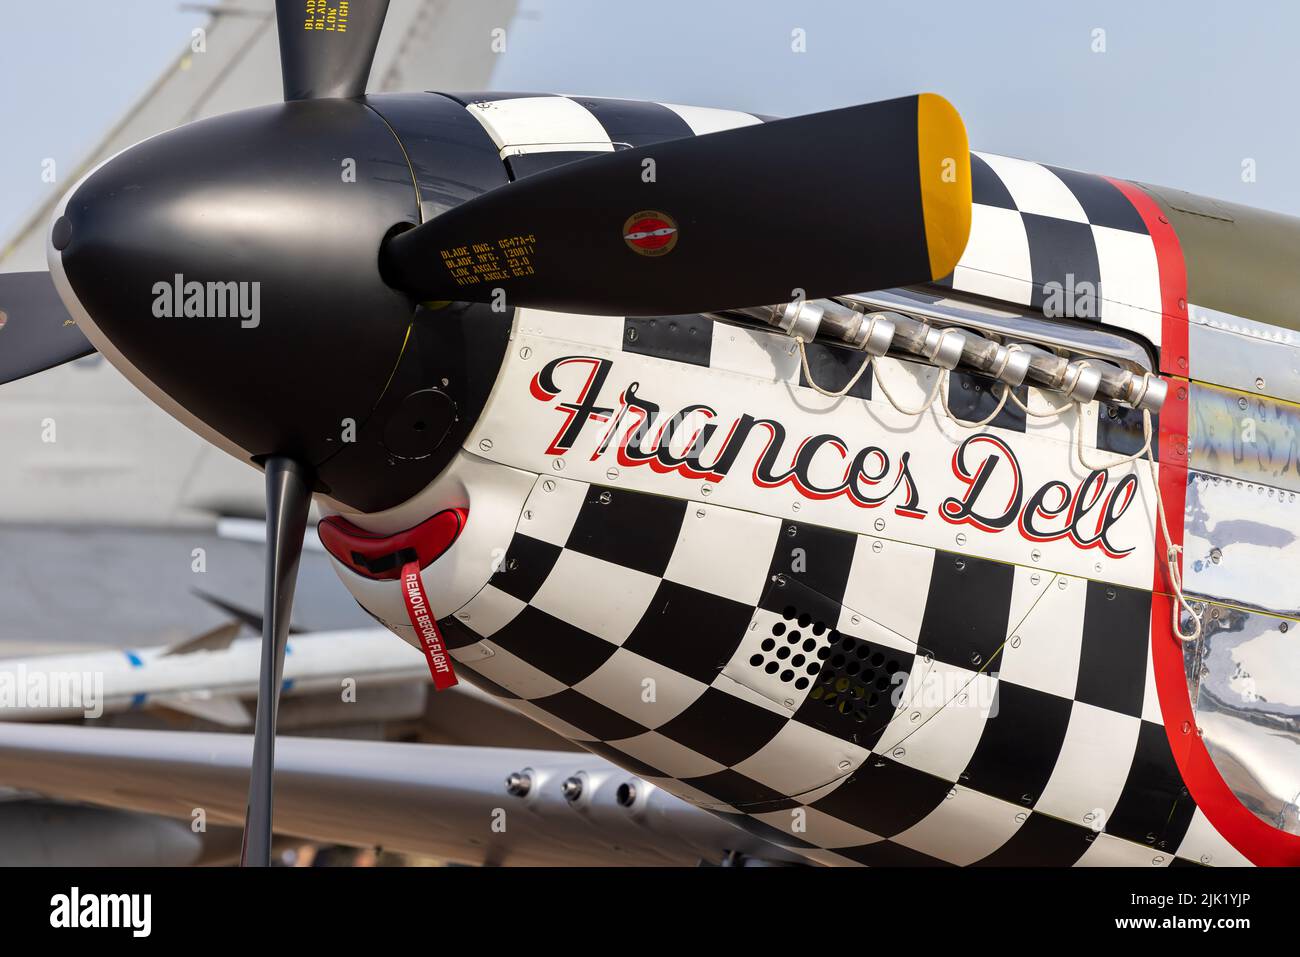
[623,210,678,257]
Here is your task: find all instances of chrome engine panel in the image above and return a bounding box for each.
[1183,604,1300,835]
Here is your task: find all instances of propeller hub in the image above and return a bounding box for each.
[48,99,419,499]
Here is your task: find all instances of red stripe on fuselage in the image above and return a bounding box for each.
[1106,179,1189,377]
[1109,177,1300,865]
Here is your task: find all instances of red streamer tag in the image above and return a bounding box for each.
[400,560,457,690]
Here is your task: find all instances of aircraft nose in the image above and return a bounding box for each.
[48,99,420,475]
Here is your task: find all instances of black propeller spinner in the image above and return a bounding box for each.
[0,0,971,867]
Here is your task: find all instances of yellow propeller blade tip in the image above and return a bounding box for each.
[916,93,972,281]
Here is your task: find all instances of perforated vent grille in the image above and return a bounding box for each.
[768,603,916,748]
[809,630,905,722]
[746,604,833,693]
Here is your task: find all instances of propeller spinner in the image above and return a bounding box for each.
[2,0,972,866]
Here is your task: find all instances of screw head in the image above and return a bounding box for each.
[478,438,494,452]
[505,770,532,797]
[561,776,584,802]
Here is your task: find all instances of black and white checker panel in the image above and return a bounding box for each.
[445,93,1166,352]
[446,91,763,180]
[946,152,1165,349]
[438,476,1247,867]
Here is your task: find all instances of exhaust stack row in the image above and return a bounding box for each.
[726,299,1165,413]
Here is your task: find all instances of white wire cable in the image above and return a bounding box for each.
[1071,404,1199,642]
[795,336,944,416]
[938,371,1010,429]
[798,335,1001,426]
[870,356,945,416]
[1138,410,1203,643]
[793,336,873,398]
[1005,386,1073,419]
[1073,411,1152,472]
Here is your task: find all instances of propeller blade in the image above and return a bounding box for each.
[240,456,313,867]
[274,0,391,100]
[381,93,971,317]
[0,271,95,385]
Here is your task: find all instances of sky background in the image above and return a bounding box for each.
[3,0,1299,241]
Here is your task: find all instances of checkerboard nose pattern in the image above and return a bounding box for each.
[434,469,1233,867]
